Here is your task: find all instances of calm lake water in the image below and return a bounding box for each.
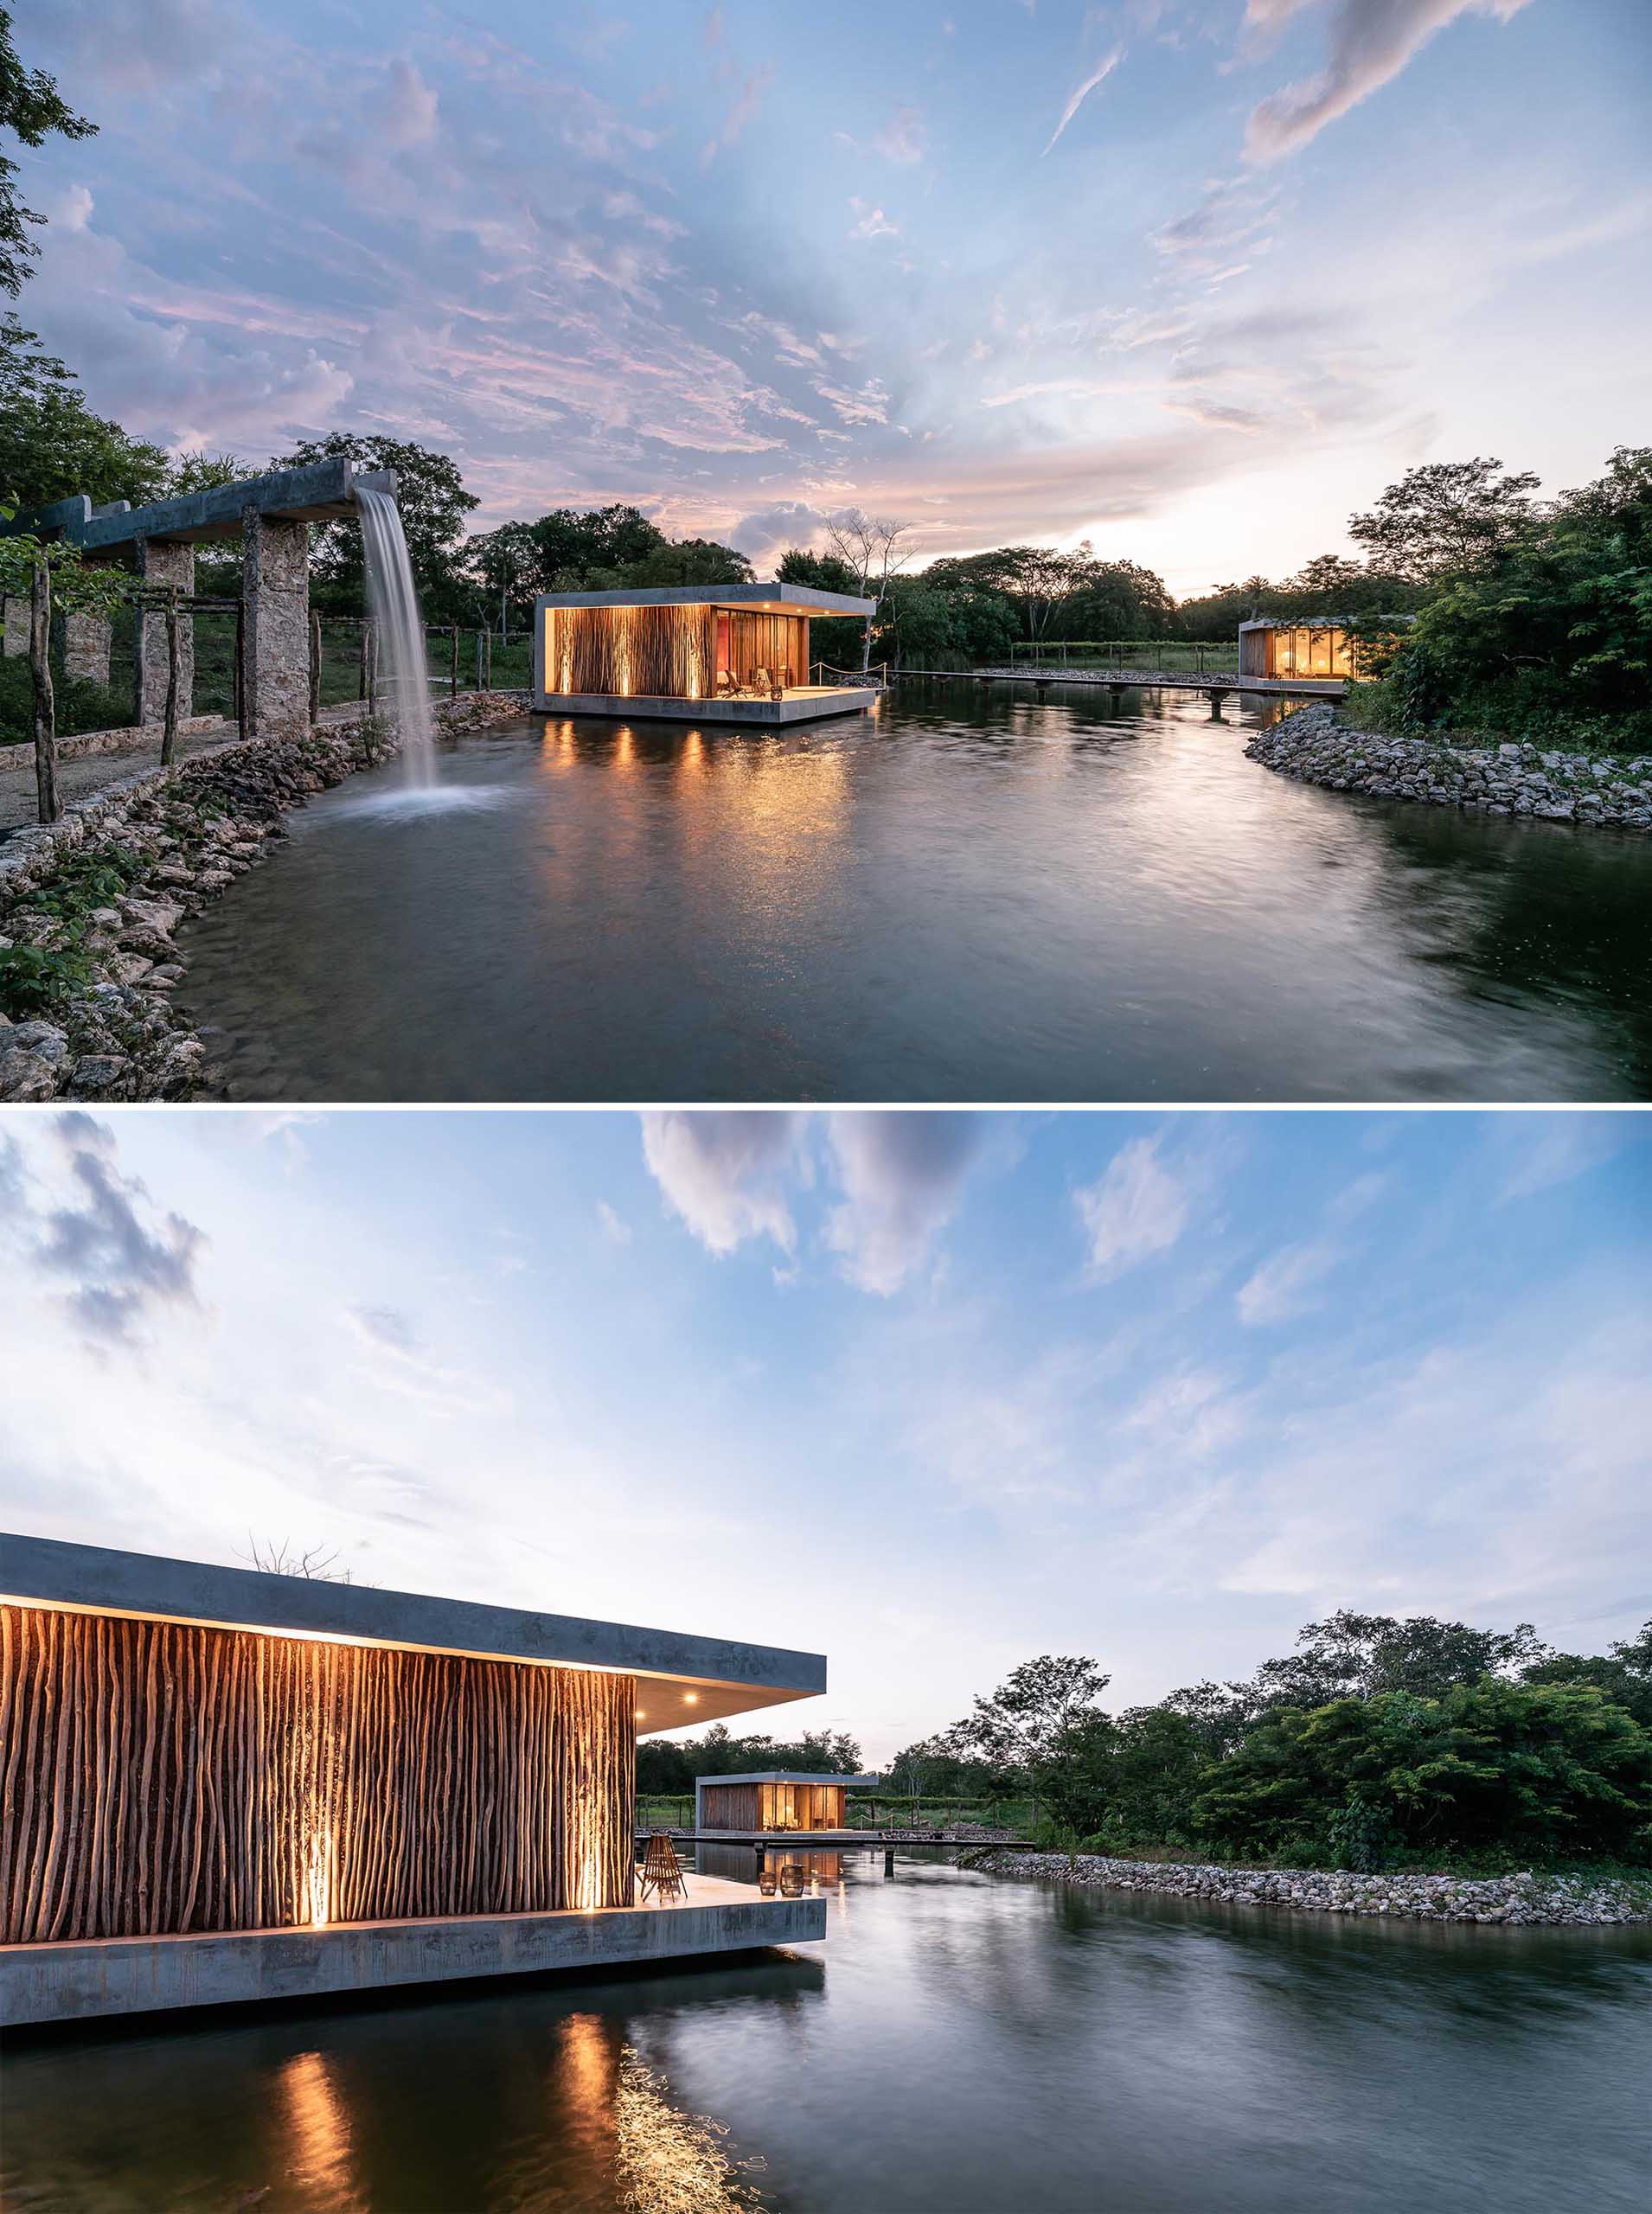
[4,1856,1649,2213]
[177,683,1652,1101]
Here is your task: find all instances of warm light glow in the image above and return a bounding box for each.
[279,2051,363,2211]
[682,1692,698,1705]
[304,1828,333,1927]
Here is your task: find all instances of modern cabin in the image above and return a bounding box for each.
[0,1533,830,2026]
[695,1771,879,1835]
[1238,617,1359,684]
[531,583,880,723]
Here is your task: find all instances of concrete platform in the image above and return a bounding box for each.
[534,688,878,725]
[0,1876,823,2028]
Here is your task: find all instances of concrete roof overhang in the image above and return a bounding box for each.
[697,1772,880,1788]
[3,459,400,553]
[535,583,876,617]
[0,1534,826,1731]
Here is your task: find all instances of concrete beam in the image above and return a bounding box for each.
[0,1534,828,1713]
[7,463,398,552]
[535,582,876,616]
[0,1892,826,2025]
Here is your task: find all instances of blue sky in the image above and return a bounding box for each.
[19,1,1652,592]
[1,1107,1646,1762]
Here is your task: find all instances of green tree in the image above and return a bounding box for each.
[604,534,752,589]
[1524,1621,1652,1732]
[1195,1680,1652,1867]
[272,433,478,615]
[942,1654,1111,1820]
[1348,457,1542,582]
[529,503,666,588]
[1057,554,1176,641]
[0,317,173,512]
[0,8,95,299]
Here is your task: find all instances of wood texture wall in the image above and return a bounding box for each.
[0,1605,635,1943]
[701,1782,760,1832]
[547,605,716,698]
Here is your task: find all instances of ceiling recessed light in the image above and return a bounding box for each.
[683,1692,699,1705]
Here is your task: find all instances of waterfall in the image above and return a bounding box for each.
[355,483,436,785]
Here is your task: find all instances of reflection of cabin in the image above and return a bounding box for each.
[695,1770,879,1834]
[532,583,880,724]
[1238,617,1357,682]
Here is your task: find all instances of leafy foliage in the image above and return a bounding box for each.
[1358,448,1652,745]
[0,9,96,299]
[635,1723,863,1796]
[932,1613,1652,1871]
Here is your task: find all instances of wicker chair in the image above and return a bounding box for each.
[638,1830,688,1904]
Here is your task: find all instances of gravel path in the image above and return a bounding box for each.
[0,733,230,837]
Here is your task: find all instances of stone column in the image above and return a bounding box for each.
[63,610,113,687]
[240,509,311,739]
[2,594,29,657]
[138,539,195,725]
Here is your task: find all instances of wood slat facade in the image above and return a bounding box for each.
[0,1604,636,1942]
[544,605,810,699]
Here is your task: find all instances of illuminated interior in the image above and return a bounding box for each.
[699,1778,849,1832]
[1239,621,1356,681]
[543,601,813,701]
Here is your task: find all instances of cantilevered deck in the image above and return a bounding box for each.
[1,1874,822,2028]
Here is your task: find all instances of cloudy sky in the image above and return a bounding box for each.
[2,1107,1646,1761]
[18,1,1651,591]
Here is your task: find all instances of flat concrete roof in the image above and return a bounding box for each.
[535,583,875,617]
[0,1534,825,1730]
[699,1772,879,1788]
[5,459,399,552]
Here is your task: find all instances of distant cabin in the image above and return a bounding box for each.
[1238,617,1362,683]
[695,1770,879,1834]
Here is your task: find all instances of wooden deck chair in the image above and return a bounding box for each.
[638,1830,687,1904]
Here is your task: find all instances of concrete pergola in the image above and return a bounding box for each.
[1,458,395,738]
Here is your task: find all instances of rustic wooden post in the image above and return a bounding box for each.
[483,627,492,688]
[308,610,322,726]
[358,619,370,701]
[366,619,378,720]
[30,561,58,825]
[160,591,182,766]
[450,624,459,697]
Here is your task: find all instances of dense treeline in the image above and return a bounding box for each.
[635,1723,863,1797]
[885,1612,1652,1872]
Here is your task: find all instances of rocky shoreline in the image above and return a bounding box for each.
[1245,699,1652,831]
[0,692,526,1104]
[970,1849,1652,1925]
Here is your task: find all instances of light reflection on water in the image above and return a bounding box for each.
[3,1858,1649,2214]
[176,681,1652,1101]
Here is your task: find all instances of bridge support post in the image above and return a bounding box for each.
[64,609,113,688]
[883,1846,895,1878]
[138,541,194,725]
[241,508,311,739]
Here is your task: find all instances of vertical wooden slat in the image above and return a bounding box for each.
[0,1608,637,1940]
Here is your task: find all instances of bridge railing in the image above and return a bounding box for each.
[1005,639,1240,677]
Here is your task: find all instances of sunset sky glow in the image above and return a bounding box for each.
[21,0,1652,594]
